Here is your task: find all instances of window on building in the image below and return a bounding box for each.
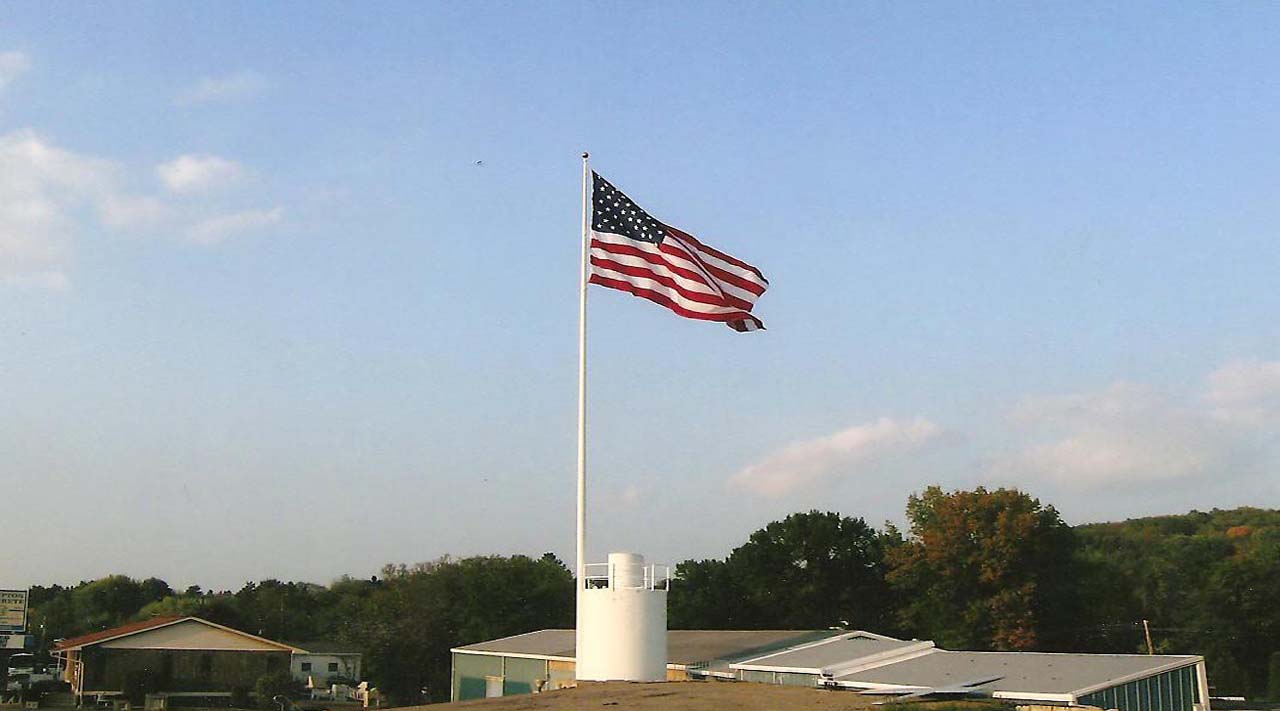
[301,662,312,672]
[328,662,339,673]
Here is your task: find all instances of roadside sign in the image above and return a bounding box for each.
[0,590,27,632]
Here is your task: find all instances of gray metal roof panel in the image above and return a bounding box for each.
[836,650,1200,695]
[736,633,917,670]
[451,629,843,666]
[666,630,843,666]
[453,629,577,658]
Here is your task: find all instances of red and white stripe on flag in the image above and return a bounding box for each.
[587,175,768,332]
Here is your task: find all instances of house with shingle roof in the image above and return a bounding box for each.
[54,616,301,704]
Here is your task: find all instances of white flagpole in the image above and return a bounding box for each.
[576,152,590,651]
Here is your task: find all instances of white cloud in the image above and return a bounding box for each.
[186,207,283,245]
[1206,359,1280,426]
[157,154,245,194]
[0,51,30,96]
[730,417,943,497]
[997,380,1249,490]
[98,194,175,230]
[1016,428,1216,488]
[0,129,117,288]
[1012,381,1161,428]
[0,128,283,288]
[174,71,268,106]
[620,485,642,506]
[0,128,115,194]
[4,269,69,291]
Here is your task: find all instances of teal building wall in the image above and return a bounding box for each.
[737,669,818,687]
[451,653,550,702]
[1077,664,1200,711]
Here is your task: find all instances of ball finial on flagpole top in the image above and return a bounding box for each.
[582,152,589,159]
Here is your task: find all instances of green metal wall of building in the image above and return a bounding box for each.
[453,653,499,701]
[739,669,774,684]
[452,653,550,702]
[737,669,817,687]
[1077,664,1200,711]
[502,657,547,696]
[778,671,817,687]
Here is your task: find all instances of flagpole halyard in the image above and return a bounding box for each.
[576,152,590,653]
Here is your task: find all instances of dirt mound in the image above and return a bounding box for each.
[436,681,876,710]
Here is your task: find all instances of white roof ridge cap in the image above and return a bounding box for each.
[844,630,902,641]
[731,631,856,666]
[827,644,939,678]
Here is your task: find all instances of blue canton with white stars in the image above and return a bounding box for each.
[592,172,668,245]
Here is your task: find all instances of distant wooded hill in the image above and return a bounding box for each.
[1079,506,1280,538]
[21,495,1280,704]
[1073,506,1280,698]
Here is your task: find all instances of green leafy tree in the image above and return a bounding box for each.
[1192,536,1280,697]
[133,588,246,631]
[27,586,77,647]
[886,486,1077,650]
[670,511,890,632]
[669,559,741,629]
[136,595,206,619]
[138,578,175,604]
[1076,507,1280,695]
[234,580,328,641]
[338,553,573,704]
[727,511,890,631]
[72,576,171,631]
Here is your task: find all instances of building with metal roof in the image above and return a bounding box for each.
[730,631,1209,711]
[733,630,929,676]
[450,628,842,700]
[452,628,1210,711]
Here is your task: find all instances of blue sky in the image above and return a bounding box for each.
[3,2,1280,589]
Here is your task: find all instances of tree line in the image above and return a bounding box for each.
[24,488,1280,704]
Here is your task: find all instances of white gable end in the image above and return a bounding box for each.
[101,619,288,651]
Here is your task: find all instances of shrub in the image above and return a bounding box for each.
[254,671,303,710]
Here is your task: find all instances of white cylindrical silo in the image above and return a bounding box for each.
[610,552,645,588]
[576,552,668,682]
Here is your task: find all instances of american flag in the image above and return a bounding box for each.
[588,172,769,332]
